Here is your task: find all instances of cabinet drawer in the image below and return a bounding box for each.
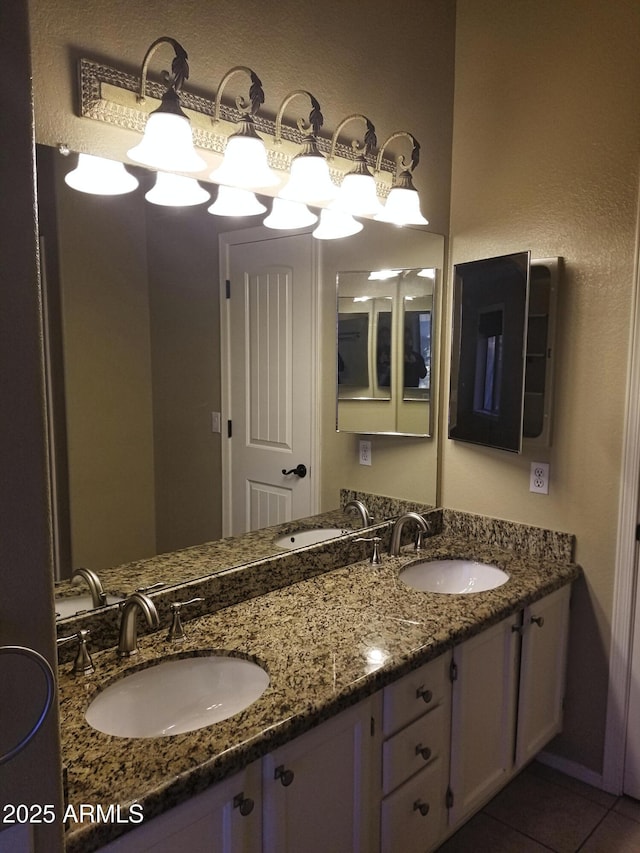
[380,758,447,853]
[383,652,450,736]
[382,704,447,795]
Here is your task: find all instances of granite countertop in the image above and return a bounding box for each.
[59,527,580,853]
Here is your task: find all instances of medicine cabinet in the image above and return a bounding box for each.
[448,253,559,453]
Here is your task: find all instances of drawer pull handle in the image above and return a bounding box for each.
[274,765,295,787]
[233,793,254,816]
[415,743,432,762]
[531,615,545,628]
[416,686,433,704]
[414,799,430,817]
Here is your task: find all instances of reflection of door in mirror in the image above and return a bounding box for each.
[221,230,316,536]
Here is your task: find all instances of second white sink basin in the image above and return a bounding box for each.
[55,593,123,619]
[400,559,509,594]
[274,527,349,549]
[85,654,269,738]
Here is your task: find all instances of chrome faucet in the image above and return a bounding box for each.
[117,593,159,657]
[389,512,429,557]
[71,567,107,609]
[344,499,372,528]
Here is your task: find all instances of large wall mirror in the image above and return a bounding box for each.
[337,267,437,435]
[36,144,444,594]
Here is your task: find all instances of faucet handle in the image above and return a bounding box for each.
[356,537,383,565]
[167,597,204,642]
[57,629,94,675]
[135,582,165,594]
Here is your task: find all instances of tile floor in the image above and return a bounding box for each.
[438,760,640,852]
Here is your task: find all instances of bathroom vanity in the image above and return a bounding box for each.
[56,507,578,853]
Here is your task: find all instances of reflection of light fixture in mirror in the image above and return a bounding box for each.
[64,152,139,195]
[207,186,267,217]
[145,173,211,207]
[418,268,436,279]
[274,90,336,205]
[368,269,402,281]
[127,38,206,173]
[374,132,429,226]
[329,115,383,216]
[312,209,363,240]
[263,198,318,230]
[209,67,279,190]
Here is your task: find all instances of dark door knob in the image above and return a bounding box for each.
[282,464,307,478]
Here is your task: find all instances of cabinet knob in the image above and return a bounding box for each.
[415,743,432,762]
[232,793,254,816]
[531,615,545,628]
[274,765,295,787]
[413,799,430,817]
[416,686,433,704]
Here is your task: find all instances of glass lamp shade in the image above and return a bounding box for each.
[209,134,279,190]
[263,198,318,230]
[279,155,336,205]
[207,186,267,217]
[145,173,211,207]
[375,186,429,226]
[127,112,206,173]
[64,154,139,195]
[332,172,383,217]
[312,209,363,240]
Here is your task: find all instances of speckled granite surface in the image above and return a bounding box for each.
[59,522,580,853]
[55,492,436,659]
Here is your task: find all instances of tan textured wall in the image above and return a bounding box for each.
[0,2,63,850]
[447,0,640,773]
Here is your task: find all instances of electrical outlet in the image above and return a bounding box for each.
[530,461,549,494]
[359,440,372,466]
[211,411,221,433]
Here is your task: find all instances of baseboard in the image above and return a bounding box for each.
[537,750,605,791]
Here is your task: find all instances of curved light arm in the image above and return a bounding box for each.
[213,66,265,123]
[274,90,324,144]
[375,131,421,179]
[329,114,377,161]
[137,36,189,104]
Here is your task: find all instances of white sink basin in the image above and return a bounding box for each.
[55,593,123,619]
[399,559,509,594]
[274,527,349,549]
[85,655,269,738]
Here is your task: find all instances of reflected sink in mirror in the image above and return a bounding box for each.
[274,528,350,550]
[399,559,509,594]
[85,654,269,738]
[55,593,124,619]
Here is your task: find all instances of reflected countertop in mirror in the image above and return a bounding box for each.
[55,490,438,655]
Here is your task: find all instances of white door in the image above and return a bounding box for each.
[220,228,318,536]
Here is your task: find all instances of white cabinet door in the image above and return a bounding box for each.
[98,762,261,853]
[448,614,519,828]
[262,696,381,853]
[515,584,571,768]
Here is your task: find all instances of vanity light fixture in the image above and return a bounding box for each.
[312,208,363,240]
[263,198,318,230]
[274,90,336,205]
[63,152,139,195]
[127,38,206,174]
[145,172,211,207]
[418,268,436,279]
[329,115,383,217]
[207,186,267,217]
[209,67,279,190]
[374,132,429,226]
